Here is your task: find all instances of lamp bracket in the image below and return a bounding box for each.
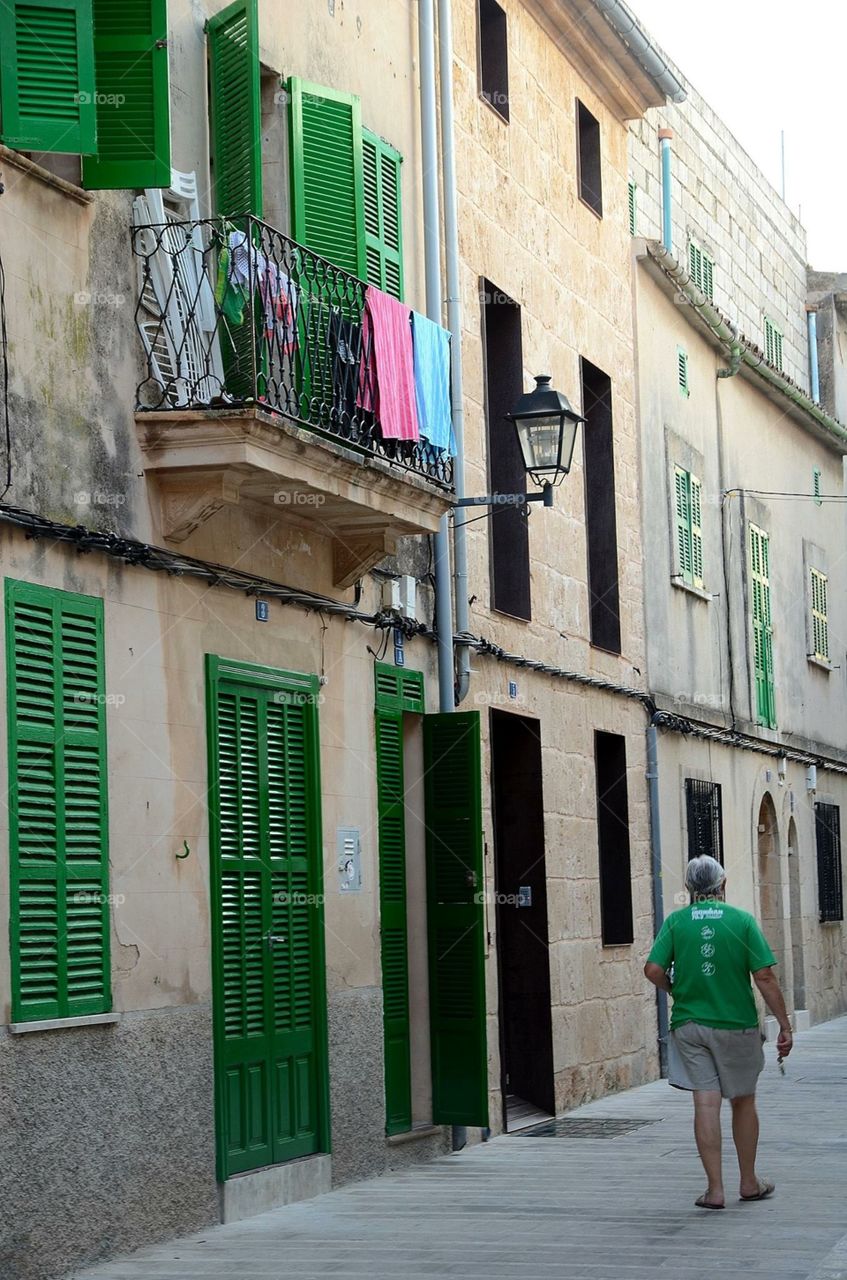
[455,485,554,510]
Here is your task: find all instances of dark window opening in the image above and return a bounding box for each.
[594,731,634,946]
[482,278,530,620]
[478,0,510,122]
[685,779,724,864]
[581,357,621,653]
[577,99,602,216]
[815,802,844,923]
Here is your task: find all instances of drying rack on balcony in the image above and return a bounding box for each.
[129,212,454,490]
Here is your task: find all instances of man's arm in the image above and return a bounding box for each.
[644,961,672,995]
[752,966,793,1057]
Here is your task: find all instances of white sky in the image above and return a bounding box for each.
[628,0,847,269]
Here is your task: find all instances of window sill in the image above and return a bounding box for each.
[0,144,93,205]
[479,92,510,125]
[671,576,711,602]
[386,1124,443,1147]
[577,194,603,221]
[8,1011,119,1035]
[807,655,833,673]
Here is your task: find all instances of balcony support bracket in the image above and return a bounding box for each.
[333,532,397,590]
[158,469,246,543]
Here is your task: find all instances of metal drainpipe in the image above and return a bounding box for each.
[659,128,673,255]
[437,0,468,1151]
[418,0,454,715]
[437,0,471,710]
[646,719,669,1076]
[807,306,821,404]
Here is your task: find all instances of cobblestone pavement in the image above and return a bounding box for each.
[76,1016,847,1280]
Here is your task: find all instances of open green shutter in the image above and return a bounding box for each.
[750,526,776,728]
[208,0,262,216]
[7,580,110,1023]
[423,711,488,1128]
[82,0,170,189]
[690,474,703,588]
[674,466,692,583]
[363,129,404,299]
[375,709,412,1133]
[0,0,96,153]
[289,77,366,278]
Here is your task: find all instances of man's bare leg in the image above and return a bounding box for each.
[730,1094,761,1197]
[693,1090,724,1207]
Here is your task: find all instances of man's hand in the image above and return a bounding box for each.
[753,966,793,1058]
[644,961,672,995]
[776,1026,793,1058]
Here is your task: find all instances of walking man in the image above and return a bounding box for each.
[644,854,793,1209]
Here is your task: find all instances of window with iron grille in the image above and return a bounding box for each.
[688,241,714,301]
[685,779,724,864]
[815,802,843,922]
[764,317,784,371]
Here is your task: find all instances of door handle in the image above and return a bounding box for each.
[265,933,287,948]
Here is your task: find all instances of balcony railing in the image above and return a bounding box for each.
[130,214,453,489]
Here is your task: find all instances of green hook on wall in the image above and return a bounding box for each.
[176,840,190,860]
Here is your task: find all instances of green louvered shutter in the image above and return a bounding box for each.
[750,525,776,728]
[363,129,404,300]
[376,709,412,1133]
[0,0,96,154]
[208,0,262,216]
[424,711,488,1128]
[7,580,110,1023]
[674,466,692,584]
[690,474,704,589]
[82,0,170,189]
[209,667,327,1180]
[288,78,366,277]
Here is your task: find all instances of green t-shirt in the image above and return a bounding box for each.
[647,898,776,1030]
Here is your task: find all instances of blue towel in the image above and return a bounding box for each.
[411,311,456,455]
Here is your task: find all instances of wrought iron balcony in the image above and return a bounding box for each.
[130,214,453,490]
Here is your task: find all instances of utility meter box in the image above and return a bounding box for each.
[337,827,362,893]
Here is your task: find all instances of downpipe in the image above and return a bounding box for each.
[646,718,669,1075]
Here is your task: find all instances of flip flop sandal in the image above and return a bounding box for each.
[740,1180,775,1201]
[695,1195,725,1209]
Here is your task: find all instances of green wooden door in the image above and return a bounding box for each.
[423,711,488,1127]
[207,658,329,1179]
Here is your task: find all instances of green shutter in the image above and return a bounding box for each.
[374,663,424,1135]
[690,474,704,588]
[677,347,689,397]
[811,568,828,662]
[7,579,110,1023]
[288,77,366,278]
[81,0,170,188]
[627,180,636,235]
[674,465,692,583]
[208,0,262,216]
[423,711,488,1128]
[813,467,822,506]
[207,660,328,1179]
[363,129,404,299]
[0,0,96,153]
[765,317,784,371]
[375,710,412,1133]
[750,525,776,728]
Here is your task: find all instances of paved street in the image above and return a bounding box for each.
[76,1017,847,1280]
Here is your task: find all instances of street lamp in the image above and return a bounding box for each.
[456,374,585,510]
[507,374,585,488]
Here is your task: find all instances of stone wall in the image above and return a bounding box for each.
[630,86,809,390]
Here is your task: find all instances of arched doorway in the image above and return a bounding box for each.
[787,818,806,1011]
[757,793,788,992]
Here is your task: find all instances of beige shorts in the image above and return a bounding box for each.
[669,1022,765,1098]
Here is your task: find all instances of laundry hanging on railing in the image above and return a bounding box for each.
[411,311,455,456]
[214,229,299,353]
[359,286,420,441]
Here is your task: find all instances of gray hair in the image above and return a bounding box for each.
[685,855,726,897]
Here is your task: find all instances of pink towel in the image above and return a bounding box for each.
[360,287,420,441]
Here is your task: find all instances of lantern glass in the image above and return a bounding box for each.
[515,413,563,473]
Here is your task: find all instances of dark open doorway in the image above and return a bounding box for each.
[491,710,555,1129]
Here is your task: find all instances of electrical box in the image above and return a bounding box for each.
[399,574,417,621]
[382,578,401,614]
[337,827,362,893]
